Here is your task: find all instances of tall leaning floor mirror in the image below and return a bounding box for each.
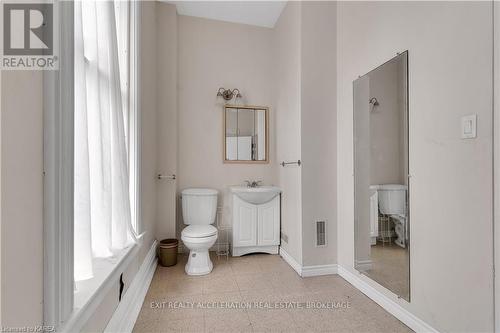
[353,51,410,301]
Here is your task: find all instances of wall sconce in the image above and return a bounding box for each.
[217,88,242,101]
[369,97,379,112]
[369,97,379,106]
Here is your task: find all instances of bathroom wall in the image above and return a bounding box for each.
[273,1,338,267]
[274,2,303,264]
[156,2,178,241]
[300,1,337,266]
[495,2,500,329]
[0,70,2,327]
[337,2,493,331]
[1,71,44,327]
[176,15,278,241]
[368,58,406,185]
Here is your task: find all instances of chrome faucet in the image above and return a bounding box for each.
[244,180,262,188]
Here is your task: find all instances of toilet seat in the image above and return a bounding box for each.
[181,225,217,238]
[391,214,406,223]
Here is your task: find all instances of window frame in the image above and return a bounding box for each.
[43,1,142,330]
[128,0,142,235]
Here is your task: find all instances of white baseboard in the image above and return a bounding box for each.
[104,240,158,333]
[337,266,438,333]
[354,259,373,271]
[279,247,337,277]
[279,247,302,276]
[301,263,338,277]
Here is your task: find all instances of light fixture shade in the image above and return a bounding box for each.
[216,87,242,101]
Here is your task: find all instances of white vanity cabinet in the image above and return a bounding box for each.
[232,193,280,256]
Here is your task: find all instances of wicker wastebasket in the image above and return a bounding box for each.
[158,239,178,267]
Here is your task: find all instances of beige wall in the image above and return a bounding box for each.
[273,1,338,267]
[0,69,2,328]
[138,1,159,256]
[159,2,339,267]
[369,58,405,185]
[337,2,493,331]
[495,2,500,329]
[300,1,337,266]
[273,2,303,264]
[156,2,178,241]
[176,15,278,240]
[1,71,44,327]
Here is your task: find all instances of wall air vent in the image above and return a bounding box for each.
[316,221,326,247]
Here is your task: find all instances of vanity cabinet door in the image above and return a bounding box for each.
[233,196,257,247]
[257,196,280,246]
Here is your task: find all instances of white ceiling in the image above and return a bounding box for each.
[166,1,287,28]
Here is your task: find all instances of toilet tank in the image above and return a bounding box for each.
[181,188,218,225]
[373,184,407,216]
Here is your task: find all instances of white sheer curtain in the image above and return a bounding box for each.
[74,0,136,282]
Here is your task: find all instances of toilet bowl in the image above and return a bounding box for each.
[370,184,408,248]
[181,188,218,276]
[391,214,407,248]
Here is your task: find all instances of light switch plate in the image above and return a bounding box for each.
[461,114,477,139]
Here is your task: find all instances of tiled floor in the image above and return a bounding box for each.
[368,243,409,299]
[133,253,413,333]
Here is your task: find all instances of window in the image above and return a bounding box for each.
[43,1,141,330]
[74,0,140,283]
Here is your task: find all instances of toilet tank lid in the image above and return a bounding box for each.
[182,188,218,196]
[370,184,407,191]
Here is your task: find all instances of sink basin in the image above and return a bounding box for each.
[230,186,281,205]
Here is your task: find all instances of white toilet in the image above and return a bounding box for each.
[181,188,218,275]
[370,184,408,248]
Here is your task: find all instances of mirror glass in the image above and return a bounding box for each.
[353,52,410,301]
[224,106,268,162]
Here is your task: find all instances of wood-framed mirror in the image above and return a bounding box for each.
[223,105,269,163]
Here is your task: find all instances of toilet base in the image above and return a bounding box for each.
[394,237,405,248]
[185,249,213,276]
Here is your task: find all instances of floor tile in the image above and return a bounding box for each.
[247,308,298,333]
[202,291,247,316]
[133,309,160,333]
[202,274,239,294]
[235,272,274,292]
[165,277,205,297]
[153,294,206,321]
[156,317,204,333]
[134,254,414,333]
[229,257,263,276]
[205,312,252,333]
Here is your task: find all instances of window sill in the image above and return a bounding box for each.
[60,241,142,332]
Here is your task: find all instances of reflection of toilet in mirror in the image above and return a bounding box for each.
[370,184,407,248]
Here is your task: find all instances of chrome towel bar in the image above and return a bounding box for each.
[157,174,176,180]
[280,160,301,167]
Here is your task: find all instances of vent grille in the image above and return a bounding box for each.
[316,221,326,246]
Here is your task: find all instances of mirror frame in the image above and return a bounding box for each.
[223,105,270,164]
